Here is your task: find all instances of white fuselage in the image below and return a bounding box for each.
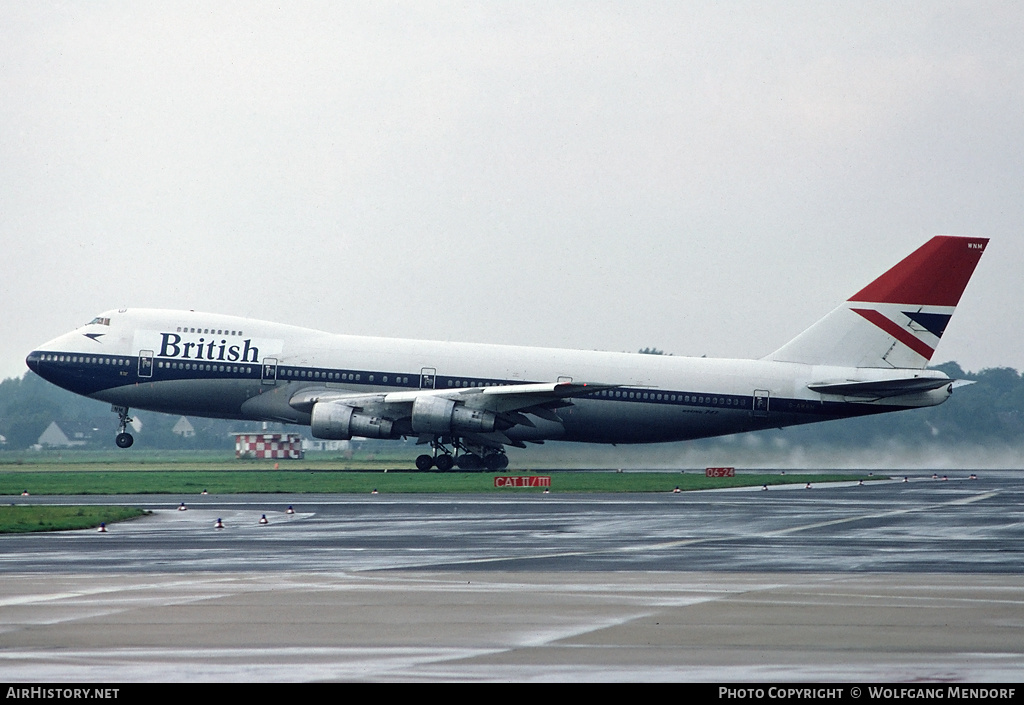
[26,308,953,446]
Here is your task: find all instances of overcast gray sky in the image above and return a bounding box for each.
[3,1,1022,382]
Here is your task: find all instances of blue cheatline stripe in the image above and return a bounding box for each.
[30,350,914,422]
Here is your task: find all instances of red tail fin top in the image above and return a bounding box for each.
[849,236,988,306]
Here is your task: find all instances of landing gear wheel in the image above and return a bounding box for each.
[484,453,508,471]
[456,453,482,470]
[415,454,434,471]
[112,406,134,449]
[434,454,454,472]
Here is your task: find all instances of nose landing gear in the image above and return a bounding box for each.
[112,405,134,448]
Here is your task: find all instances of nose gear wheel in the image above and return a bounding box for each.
[112,405,134,448]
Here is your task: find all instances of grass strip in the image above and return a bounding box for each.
[0,505,149,533]
[0,470,876,495]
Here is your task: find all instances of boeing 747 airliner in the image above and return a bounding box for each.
[26,236,987,470]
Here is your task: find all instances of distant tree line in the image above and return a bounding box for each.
[1,362,1022,451]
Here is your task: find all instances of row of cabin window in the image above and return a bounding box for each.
[42,354,130,366]
[447,379,507,387]
[594,389,746,406]
[176,326,244,336]
[280,369,361,381]
[278,369,412,385]
[273,371,505,387]
[158,361,254,374]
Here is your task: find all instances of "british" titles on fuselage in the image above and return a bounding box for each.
[158,333,260,363]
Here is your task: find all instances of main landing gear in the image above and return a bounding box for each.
[415,436,508,471]
[112,405,134,448]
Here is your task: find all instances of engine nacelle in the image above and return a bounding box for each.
[310,402,393,440]
[410,395,498,434]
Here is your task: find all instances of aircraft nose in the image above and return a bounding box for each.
[25,351,40,374]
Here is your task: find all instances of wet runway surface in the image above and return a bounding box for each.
[2,471,1023,681]
[3,473,1022,574]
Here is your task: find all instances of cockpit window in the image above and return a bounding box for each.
[87,317,111,326]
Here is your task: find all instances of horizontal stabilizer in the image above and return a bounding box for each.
[808,377,952,398]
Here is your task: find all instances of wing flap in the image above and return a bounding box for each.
[465,382,612,413]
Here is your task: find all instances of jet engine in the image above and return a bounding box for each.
[311,402,394,440]
[410,395,504,434]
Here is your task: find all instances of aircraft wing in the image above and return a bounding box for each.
[289,381,612,418]
[289,380,616,448]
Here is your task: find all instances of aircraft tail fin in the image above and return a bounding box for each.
[766,236,988,369]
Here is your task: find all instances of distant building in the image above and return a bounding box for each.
[303,438,350,452]
[172,417,196,438]
[37,422,86,448]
